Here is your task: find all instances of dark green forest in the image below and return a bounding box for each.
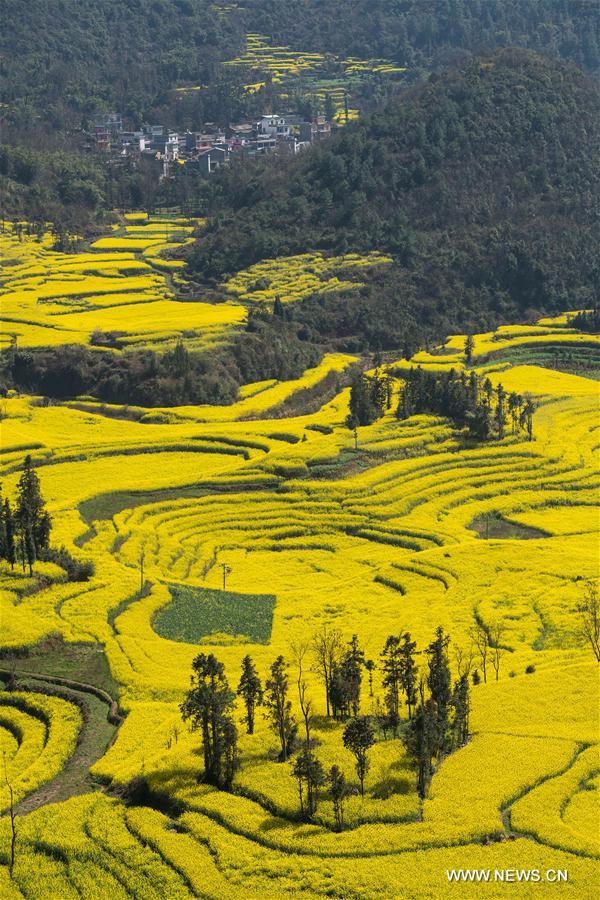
[1,0,599,225]
[243,0,600,73]
[2,0,598,129]
[189,50,600,351]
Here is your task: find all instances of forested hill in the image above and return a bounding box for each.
[189,50,600,352]
[1,0,598,130]
[243,0,600,74]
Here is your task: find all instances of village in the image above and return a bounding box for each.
[90,111,334,178]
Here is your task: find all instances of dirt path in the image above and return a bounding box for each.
[0,668,122,815]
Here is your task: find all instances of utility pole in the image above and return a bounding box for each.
[139,548,145,592]
[353,427,358,451]
[220,563,232,591]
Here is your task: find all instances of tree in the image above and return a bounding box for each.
[347,372,385,428]
[399,632,418,718]
[364,658,375,697]
[264,656,297,762]
[470,621,489,683]
[1,497,16,571]
[343,715,375,797]
[450,674,470,749]
[488,620,506,681]
[404,697,438,799]
[464,334,474,365]
[425,626,451,756]
[15,455,50,575]
[292,747,325,818]
[520,395,536,440]
[494,383,507,439]
[312,625,342,717]
[576,580,600,662]
[508,391,521,434]
[3,751,16,876]
[380,635,403,734]
[328,764,349,831]
[290,641,324,818]
[330,634,364,719]
[180,653,238,789]
[454,642,475,679]
[237,655,262,735]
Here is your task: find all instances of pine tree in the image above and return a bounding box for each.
[404,697,438,799]
[2,499,16,569]
[425,627,452,757]
[380,635,403,734]
[237,655,262,735]
[399,632,418,718]
[464,334,474,365]
[264,656,297,762]
[450,674,470,749]
[15,455,50,575]
[180,653,238,789]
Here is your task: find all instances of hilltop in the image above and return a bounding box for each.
[189,50,600,353]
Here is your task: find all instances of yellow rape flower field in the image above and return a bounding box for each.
[223,33,405,121]
[0,283,599,896]
[0,219,245,352]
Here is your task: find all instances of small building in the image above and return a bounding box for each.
[299,115,332,144]
[258,115,291,139]
[197,146,229,175]
[93,113,123,150]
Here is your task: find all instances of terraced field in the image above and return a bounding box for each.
[0,217,245,353]
[222,32,406,121]
[0,311,599,896]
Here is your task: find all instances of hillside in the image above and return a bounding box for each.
[189,50,600,352]
[2,1,599,231]
[2,0,598,129]
[242,0,600,73]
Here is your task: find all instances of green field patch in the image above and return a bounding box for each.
[153,584,276,644]
[470,513,550,540]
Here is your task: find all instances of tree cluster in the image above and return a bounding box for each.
[4,316,321,407]
[180,624,473,825]
[405,627,470,798]
[569,306,600,334]
[395,367,536,441]
[0,456,51,576]
[347,370,392,428]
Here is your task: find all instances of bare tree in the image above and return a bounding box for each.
[311,625,343,717]
[470,621,489,683]
[3,751,16,876]
[454,642,475,679]
[291,640,312,744]
[577,580,600,662]
[488,621,506,681]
